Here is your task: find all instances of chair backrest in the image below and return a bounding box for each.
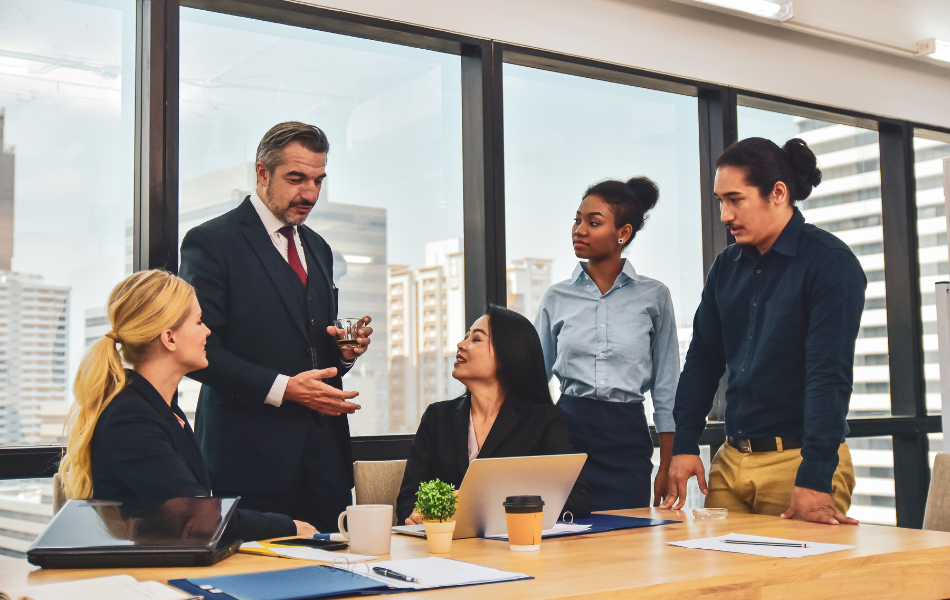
[52,472,67,515]
[353,460,407,526]
[924,452,950,532]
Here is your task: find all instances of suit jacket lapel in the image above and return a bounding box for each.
[130,375,212,492]
[453,396,471,476]
[237,199,309,343]
[299,227,336,313]
[478,399,521,458]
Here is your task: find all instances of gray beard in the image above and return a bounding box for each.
[264,188,308,227]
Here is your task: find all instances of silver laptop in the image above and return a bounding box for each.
[393,453,587,539]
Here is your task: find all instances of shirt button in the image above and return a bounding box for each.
[752,302,757,307]
[600,299,605,303]
[310,319,315,325]
[600,353,604,357]
[748,335,753,340]
[600,323,605,327]
[756,270,761,274]
[307,294,312,300]
[740,367,746,372]
[600,380,605,384]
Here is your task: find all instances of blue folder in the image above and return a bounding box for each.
[170,566,387,600]
[486,512,680,540]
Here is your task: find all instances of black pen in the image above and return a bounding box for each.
[720,539,809,548]
[373,567,420,584]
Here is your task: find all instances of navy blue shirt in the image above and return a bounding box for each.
[672,208,866,493]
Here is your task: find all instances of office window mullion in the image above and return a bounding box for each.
[134,0,179,273]
[697,86,737,422]
[461,40,506,326]
[880,120,930,528]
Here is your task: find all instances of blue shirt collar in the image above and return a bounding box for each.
[570,259,641,288]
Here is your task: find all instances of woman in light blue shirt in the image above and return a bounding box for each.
[534,177,680,511]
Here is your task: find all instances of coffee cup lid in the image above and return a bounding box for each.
[503,495,544,507]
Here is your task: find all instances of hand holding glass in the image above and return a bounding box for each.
[333,318,365,350]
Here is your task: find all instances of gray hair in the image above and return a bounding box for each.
[256,122,330,172]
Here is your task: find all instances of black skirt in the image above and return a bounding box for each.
[557,395,654,511]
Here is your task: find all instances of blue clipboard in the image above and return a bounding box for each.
[486,512,680,540]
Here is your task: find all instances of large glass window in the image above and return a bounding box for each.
[737,104,892,524]
[0,0,135,557]
[913,129,950,417]
[177,9,464,436]
[502,65,703,413]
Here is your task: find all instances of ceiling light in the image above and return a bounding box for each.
[684,0,793,21]
[915,39,950,63]
[343,255,372,264]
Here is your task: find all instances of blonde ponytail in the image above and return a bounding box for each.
[59,270,196,499]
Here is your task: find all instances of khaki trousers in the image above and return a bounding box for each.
[704,441,856,516]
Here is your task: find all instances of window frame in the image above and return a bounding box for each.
[2,0,948,529]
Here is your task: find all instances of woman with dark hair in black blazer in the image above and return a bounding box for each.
[396,305,592,524]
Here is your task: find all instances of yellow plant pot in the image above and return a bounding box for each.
[423,520,456,554]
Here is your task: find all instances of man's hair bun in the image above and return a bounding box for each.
[782,138,822,201]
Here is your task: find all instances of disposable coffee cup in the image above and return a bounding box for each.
[503,495,544,552]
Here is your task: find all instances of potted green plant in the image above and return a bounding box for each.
[415,479,458,554]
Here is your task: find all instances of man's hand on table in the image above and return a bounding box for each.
[285,367,360,416]
[659,454,707,510]
[781,486,859,525]
[405,512,423,525]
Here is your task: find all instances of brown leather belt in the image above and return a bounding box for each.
[727,436,803,453]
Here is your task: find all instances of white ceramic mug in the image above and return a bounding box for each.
[336,504,393,555]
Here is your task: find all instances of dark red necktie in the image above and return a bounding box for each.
[278,226,308,287]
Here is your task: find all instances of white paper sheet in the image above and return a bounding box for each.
[667,532,856,559]
[487,522,592,540]
[240,541,377,562]
[332,557,529,590]
[2,576,194,600]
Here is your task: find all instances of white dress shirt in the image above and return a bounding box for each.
[250,191,307,407]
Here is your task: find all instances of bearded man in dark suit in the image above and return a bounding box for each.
[179,122,373,532]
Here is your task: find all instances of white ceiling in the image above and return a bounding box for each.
[676,0,950,58]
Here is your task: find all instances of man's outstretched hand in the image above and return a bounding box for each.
[285,367,360,416]
[659,454,708,510]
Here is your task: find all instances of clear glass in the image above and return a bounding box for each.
[0,0,134,455]
[913,130,950,416]
[0,478,54,558]
[178,9,464,435]
[737,106,889,419]
[502,64,703,421]
[846,436,895,525]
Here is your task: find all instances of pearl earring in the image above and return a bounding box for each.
[618,238,624,244]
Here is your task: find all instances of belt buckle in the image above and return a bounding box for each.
[737,439,752,453]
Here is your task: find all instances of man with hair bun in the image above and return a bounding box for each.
[179,122,374,532]
[660,137,866,525]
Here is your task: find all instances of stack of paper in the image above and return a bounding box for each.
[240,541,377,563]
[667,532,856,558]
[336,557,531,590]
[1,575,195,600]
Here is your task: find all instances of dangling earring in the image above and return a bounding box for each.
[618,238,624,244]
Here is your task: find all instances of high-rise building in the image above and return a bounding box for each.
[386,239,465,432]
[506,258,552,323]
[0,109,15,271]
[0,271,70,447]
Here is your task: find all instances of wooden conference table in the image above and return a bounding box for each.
[3,508,950,599]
